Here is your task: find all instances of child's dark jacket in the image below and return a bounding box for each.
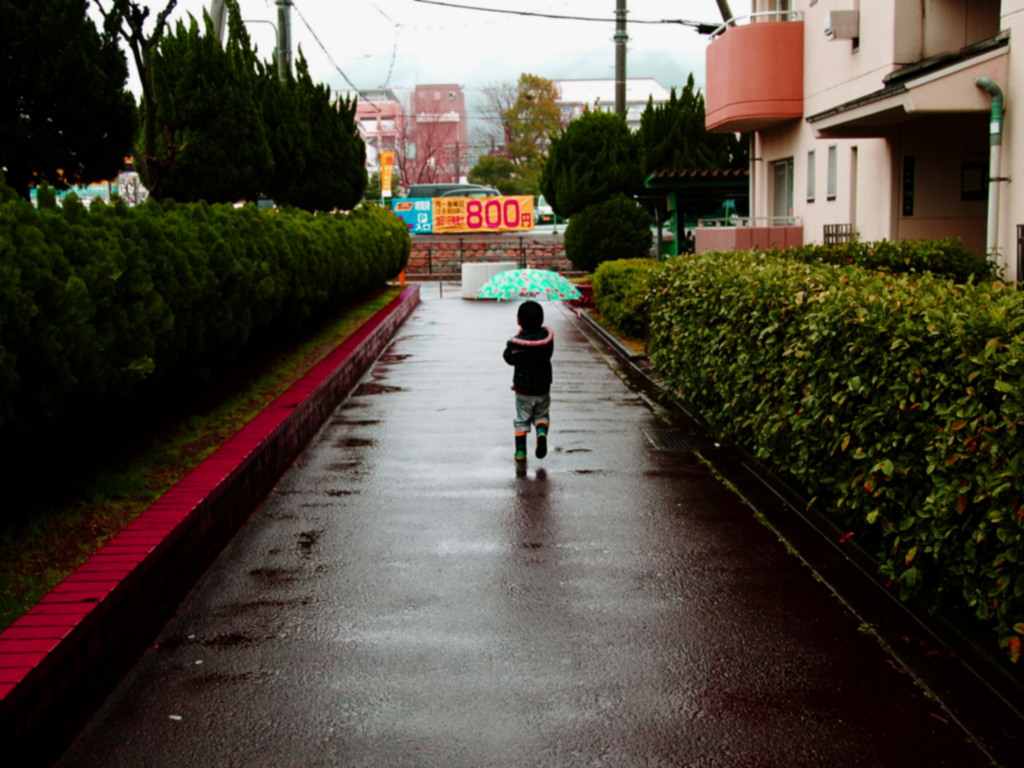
[503,326,554,395]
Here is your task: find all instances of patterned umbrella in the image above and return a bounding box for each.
[475,269,582,301]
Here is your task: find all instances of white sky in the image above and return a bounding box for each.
[103,0,752,117]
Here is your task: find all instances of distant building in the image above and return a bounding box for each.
[343,88,405,176]
[408,84,470,185]
[553,78,672,130]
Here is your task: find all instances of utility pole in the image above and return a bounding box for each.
[614,0,627,118]
[276,0,293,79]
[209,0,292,80]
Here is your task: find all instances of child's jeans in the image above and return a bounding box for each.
[514,393,550,432]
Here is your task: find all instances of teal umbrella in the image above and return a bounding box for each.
[475,269,582,301]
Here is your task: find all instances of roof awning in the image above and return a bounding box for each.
[808,43,1008,138]
[643,168,749,203]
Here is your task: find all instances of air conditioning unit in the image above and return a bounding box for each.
[824,10,860,40]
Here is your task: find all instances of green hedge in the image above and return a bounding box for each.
[646,250,1023,662]
[0,192,409,448]
[773,237,998,283]
[592,258,660,339]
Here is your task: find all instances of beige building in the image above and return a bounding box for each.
[703,1,1023,279]
[554,78,672,132]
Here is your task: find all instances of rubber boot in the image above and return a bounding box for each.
[515,432,528,462]
[535,421,549,459]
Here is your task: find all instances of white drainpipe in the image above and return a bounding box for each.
[975,76,1004,261]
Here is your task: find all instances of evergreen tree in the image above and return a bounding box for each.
[153,2,273,203]
[257,59,307,203]
[539,110,643,219]
[285,55,366,211]
[0,0,137,200]
[639,74,747,174]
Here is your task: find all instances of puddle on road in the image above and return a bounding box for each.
[333,436,374,449]
[248,566,301,586]
[296,529,322,554]
[353,382,406,396]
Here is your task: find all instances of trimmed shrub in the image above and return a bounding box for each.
[0,193,409,459]
[539,111,644,219]
[563,194,653,273]
[647,250,1024,662]
[592,258,663,339]
[776,238,998,284]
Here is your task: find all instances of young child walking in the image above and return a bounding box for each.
[503,300,554,462]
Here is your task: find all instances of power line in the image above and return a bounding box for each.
[410,0,719,32]
[291,0,388,110]
[369,3,400,86]
[291,1,359,88]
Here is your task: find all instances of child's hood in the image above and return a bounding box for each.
[509,325,554,346]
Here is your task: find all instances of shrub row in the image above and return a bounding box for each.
[592,258,661,339]
[0,190,409,448]
[772,237,998,283]
[644,250,1023,661]
[563,194,653,272]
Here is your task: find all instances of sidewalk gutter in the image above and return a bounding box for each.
[0,285,421,767]
[569,306,1024,767]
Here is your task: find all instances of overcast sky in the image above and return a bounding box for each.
[111,0,752,116]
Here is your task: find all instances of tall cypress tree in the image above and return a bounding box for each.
[257,60,307,203]
[152,1,272,203]
[0,0,137,200]
[639,74,747,174]
[285,55,366,212]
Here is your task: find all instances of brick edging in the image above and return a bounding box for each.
[0,285,421,766]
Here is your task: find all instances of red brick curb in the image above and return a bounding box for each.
[0,285,421,765]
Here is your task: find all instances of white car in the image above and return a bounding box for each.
[536,195,554,223]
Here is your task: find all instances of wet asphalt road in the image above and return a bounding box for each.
[55,287,991,767]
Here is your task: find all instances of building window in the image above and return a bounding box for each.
[769,0,794,20]
[827,145,838,200]
[807,150,816,202]
[902,156,915,216]
[773,158,794,222]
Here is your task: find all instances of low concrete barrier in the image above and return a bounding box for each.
[0,285,421,766]
[460,261,517,298]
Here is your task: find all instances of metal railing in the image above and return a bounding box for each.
[709,11,804,40]
[697,216,802,228]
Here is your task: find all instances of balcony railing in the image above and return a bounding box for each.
[709,10,803,40]
[698,216,801,228]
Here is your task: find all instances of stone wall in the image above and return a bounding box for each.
[408,236,572,277]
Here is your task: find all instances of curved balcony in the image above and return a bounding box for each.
[705,13,804,133]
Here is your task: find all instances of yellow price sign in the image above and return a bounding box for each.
[432,196,534,233]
